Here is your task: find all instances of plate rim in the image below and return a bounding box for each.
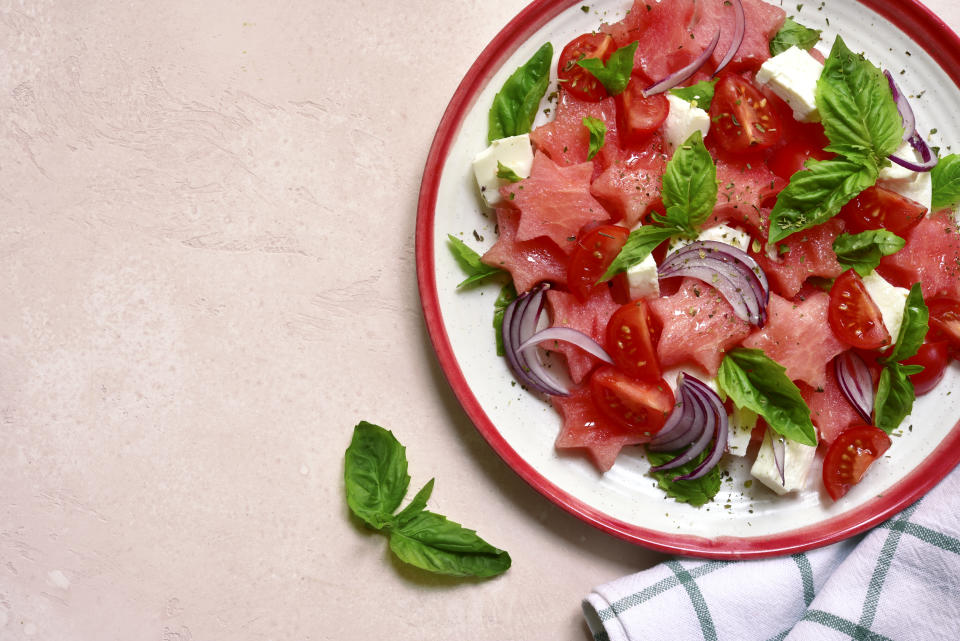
[415,0,960,559]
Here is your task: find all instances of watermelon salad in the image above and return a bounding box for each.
[451,0,960,506]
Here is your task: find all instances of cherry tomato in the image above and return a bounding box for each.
[902,341,950,395]
[927,297,960,358]
[838,185,927,236]
[768,139,832,180]
[708,74,782,154]
[557,33,615,102]
[589,367,675,437]
[615,79,669,146]
[828,270,892,349]
[568,225,630,301]
[605,300,662,381]
[822,424,891,500]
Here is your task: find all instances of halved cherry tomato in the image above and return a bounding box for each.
[589,366,675,437]
[822,424,891,500]
[708,74,782,154]
[768,139,832,180]
[568,225,630,301]
[605,300,662,381]
[927,297,960,358]
[838,185,927,236]
[902,341,950,395]
[828,270,892,349]
[557,33,615,102]
[615,79,669,146]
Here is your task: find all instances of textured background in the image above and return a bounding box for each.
[1,1,957,639]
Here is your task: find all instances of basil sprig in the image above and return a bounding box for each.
[576,41,637,95]
[488,42,553,143]
[931,153,960,211]
[769,37,903,243]
[646,449,722,506]
[717,349,817,447]
[670,79,718,110]
[833,230,906,277]
[582,116,607,160]
[447,234,502,287]
[345,422,511,578]
[769,18,822,56]
[601,130,717,279]
[874,284,929,433]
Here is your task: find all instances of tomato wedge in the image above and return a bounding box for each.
[708,74,782,154]
[822,424,891,500]
[605,300,662,381]
[828,270,892,349]
[838,185,927,236]
[557,33,615,102]
[927,296,960,358]
[568,225,630,301]
[902,341,950,395]
[616,79,669,146]
[589,367,675,438]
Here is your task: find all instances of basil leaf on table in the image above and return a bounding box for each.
[769,18,822,56]
[344,421,411,529]
[576,41,637,95]
[393,478,435,529]
[388,511,512,578]
[832,230,906,276]
[669,79,717,110]
[874,363,923,433]
[582,116,607,160]
[656,130,718,234]
[884,283,929,364]
[447,234,502,287]
[492,282,517,357]
[717,349,817,447]
[646,449,722,507]
[931,153,960,211]
[496,161,523,183]
[487,42,554,143]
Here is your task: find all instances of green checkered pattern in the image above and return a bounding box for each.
[583,470,960,641]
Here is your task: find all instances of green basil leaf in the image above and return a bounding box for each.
[601,224,680,281]
[769,18,822,56]
[717,349,817,446]
[388,511,512,578]
[816,36,903,162]
[492,282,517,357]
[488,42,554,143]
[447,234,502,287]
[393,478,435,529]
[582,116,607,160]
[768,157,878,243]
[496,161,523,183]
[576,41,637,95]
[832,230,906,276]
[874,363,917,433]
[885,283,929,363]
[661,130,718,233]
[931,153,960,211]
[344,422,411,530]
[646,449,722,507]
[669,79,718,110]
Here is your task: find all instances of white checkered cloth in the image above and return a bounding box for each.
[583,466,960,641]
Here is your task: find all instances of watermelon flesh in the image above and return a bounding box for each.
[553,386,646,472]
[546,286,621,384]
[481,207,568,294]
[800,360,863,445]
[590,134,667,227]
[530,94,620,173]
[754,218,846,299]
[691,0,786,72]
[877,211,960,300]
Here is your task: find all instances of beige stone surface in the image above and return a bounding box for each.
[1,1,958,639]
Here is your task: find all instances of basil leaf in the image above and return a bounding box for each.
[601,224,679,281]
[496,161,523,183]
[769,18,822,56]
[669,79,717,110]
[885,283,929,363]
[874,363,918,433]
[816,36,903,162]
[646,449,722,507]
[931,153,960,211]
[344,422,411,530]
[488,42,554,143]
[393,478,434,529]
[576,41,637,95]
[447,234,502,287]
[768,157,878,244]
[492,282,517,357]
[582,116,607,160]
[717,349,817,446]
[659,130,718,234]
[388,511,512,578]
[833,230,906,276]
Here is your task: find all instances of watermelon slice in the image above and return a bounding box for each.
[800,361,863,445]
[877,211,960,300]
[754,218,846,299]
[530,94,620,172]
[710,151,786,232]
[590,134,667,227]
[481,207,568,294]
[553,386,645,472]
[691,0,786,72]
[601,0,699,82]
[546,286,621,384]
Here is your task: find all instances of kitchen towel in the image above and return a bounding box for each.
[583,465,960,641]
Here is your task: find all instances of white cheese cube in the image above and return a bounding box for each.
[751,430,818,495]
[755,46,824,123]
[626,251,660,299]
[862,271,910,343]
[664,94,711,153]
[726,404,758,457]
[471,134,534,206]
[668,223,753,255]
[877,143,933,213]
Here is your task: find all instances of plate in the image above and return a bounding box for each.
[416,0,960,558]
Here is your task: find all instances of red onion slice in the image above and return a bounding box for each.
[884,70,915,142]
[889,132,938,173]
[675,378,729,481]
[668,240,769,298]
[518,327,614,365]
[649,374,729,480]
[659,261,759,323]
[713,0,745,76]
[834,351,875,423]
[644,29,721,97]
[649,379,707,451]
[771,433,786,486]
[501,284,569,396]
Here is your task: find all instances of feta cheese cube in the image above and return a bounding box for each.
[726,404,758,457]
[626,251,660,299]
[862,271,910,343]
[668,223,752,254]
[664,94,711,153]
[751,430,818,495]
[755,46,824,123]
[471,134,534,206]
[877,141,933,212]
